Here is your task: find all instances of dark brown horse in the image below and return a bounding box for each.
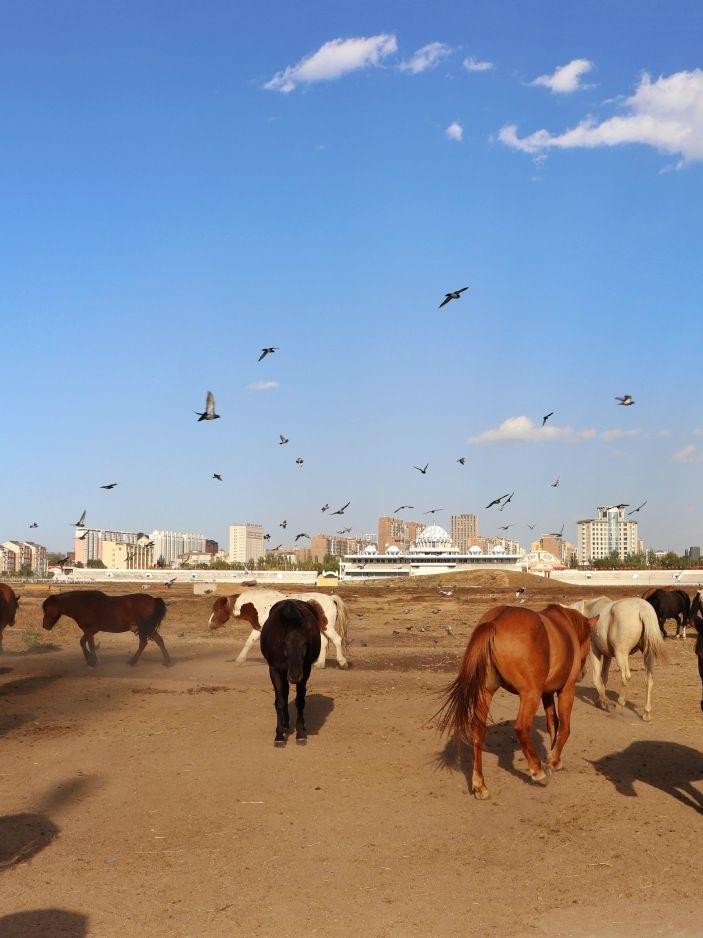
[260,599,322,746]
[41,591,170,667]
[0,583,20,652]
[644,588,691,638]
[436,603,595,800]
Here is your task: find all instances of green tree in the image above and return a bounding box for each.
[87,559,106,569]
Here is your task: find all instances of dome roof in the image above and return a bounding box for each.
[417,524,451,543]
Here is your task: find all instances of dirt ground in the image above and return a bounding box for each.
[1,576,702,937]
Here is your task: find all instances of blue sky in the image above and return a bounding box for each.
[2,1,702,552]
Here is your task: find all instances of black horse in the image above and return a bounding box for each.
[645,588,691,639]
[260,599,322,746]
[690,593,703,711]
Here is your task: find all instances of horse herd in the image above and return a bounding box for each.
[0,581,702,796]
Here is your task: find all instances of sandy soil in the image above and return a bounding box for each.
[1,578,702,937]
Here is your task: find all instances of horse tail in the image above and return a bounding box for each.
[140,597,168,637]
[331,595,349,649]
[640,603,667,664]
[434,619,496,744]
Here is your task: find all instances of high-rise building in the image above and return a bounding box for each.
[531,535,576,566]
[686,546,701,562]
[450,514,479,553]
[577,506,639,564]
[74,529,138,564]
[0,540,48,576]
[100,536,155,570]
[377,517,425,553]
[150,530,206,566]
[310,533,376,561]
[228,524,265,564]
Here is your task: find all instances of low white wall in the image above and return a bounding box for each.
[53,568,319,587]
[550,570,703,588]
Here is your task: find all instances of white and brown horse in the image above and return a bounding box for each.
[209,589,349,668]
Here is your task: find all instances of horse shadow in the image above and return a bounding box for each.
[0,910,88,937]
[0,674,63,697]
[575,683,641,718]
[0,712,36,739]
[434,716,550,789]
[590,740,703,815]
[297,693,334,736]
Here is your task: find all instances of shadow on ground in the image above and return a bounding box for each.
[0,909,88,936]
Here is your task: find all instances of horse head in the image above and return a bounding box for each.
[41,596,62,630]
[208,594,239,630]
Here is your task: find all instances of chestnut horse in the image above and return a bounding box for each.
[436,604,595,800]
[42,591,171,667]
[261,599,322,746]
[0,583,20,652]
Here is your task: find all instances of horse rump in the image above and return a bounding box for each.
[138,597,168,637]
[434,619,496,745]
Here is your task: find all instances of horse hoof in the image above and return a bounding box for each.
[338,661,349,670]
[532,765,552,786]
[162,660,173,669]
[473,786,490,800]
[87,658,98,668]
[296,736,307,745]
[234,659,245,667]
[274,737,286,747]
[643,710,652,722]
[549,759,564,771]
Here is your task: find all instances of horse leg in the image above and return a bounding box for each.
[514,691,548,783]
[542,692,558,749]
[80,631,96,667]
[549,685,576,771]
[269,668,289,745]
[129,635,148,666]
[235,629,260,665]
[86,633,98,667]
[590,648,611,711]
[150,632,172,668]
[642,652,655,722]
[614,650,632,708]
[314,632,329,669]
[294,673,311,742]
[470,688,495,800]
[659,615,667,639]
[326,626,348,669]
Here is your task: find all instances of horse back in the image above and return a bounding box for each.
[537,605,589,691]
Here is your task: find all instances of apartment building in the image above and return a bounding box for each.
[577,506,639,564]
[228,524,265,564]
[377,517,426,553]
[450,514,479,553]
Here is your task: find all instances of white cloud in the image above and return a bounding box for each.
[672,444,703,463]
[657,429,671,437]
[601,428,641,442]
[463,56,494,73]
[499,69,703,164]
[530,58,594,93]
[400,42,451,74]
[247,381,279,392]
[264,34,398,93]
[469,415,596,445]
[445,121,463,142]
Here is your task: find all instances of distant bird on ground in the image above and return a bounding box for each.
[615,395,635,406]
[164,577,177,587]
[331,501,350,515]
[424,508,444,515]
[551,477,560,488]
[542,412,554,426]
[321,504,329,512]
[195,391,220,422]
[457,457,466,465]
[29,522,39,529]
[413,464,429,474]
[294,533,310,542]
[258,347,278,362]
[549,524,565,539]
[515,587,526,597]
[394,505,414,513]
[527,523,536,530]
[101,483,118,490]
[295,458,304,467]
[337,527,352,534]
[279,434,289,445]
[280,520,287,529]
[212,473,223,482]
[73,510,87,527]
[628,500,648,515]
[486,494,510,509]
[439,589,454,597]
[263,534,271,541]
[439,287,469,309]
[499,524,516,530]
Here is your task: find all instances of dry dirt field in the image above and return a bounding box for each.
[1,573,702,937]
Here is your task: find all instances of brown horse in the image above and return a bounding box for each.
[41,591,171,667]
[436,604,595,800]
[0,583,20,652]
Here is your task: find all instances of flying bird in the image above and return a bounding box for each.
[499,524,516,531]
[279,434,289,445]
[280,520,287,529]
[486,494,510,509]
[549,524,565,539]
[212,473,223,482]
[457,457,466,465]
[29,522,39,529]
[73,510,87,527]
[424,508,444,515]
[527,523,536,530]
[258,347,278,362]
[499,492,515,511]
[164,577,177,588]
[76,531,88,541]
[100,483,118,490]
[331,501,350,515]
[615,395,635,406]
[195,391,220,422]
[271,544,283,551]
[413,464,429,474]
[394,505,414,513]
[551,477,560,488]
[321,504,329,512]
[542,412,554,426]
[439,287,469,309]
[56,555,70,568]
[263,534,271,541]
[295,458,304,467]
[439,589,454,597]
[337,527,352,534]
[628,500,648,515]
[294,533,310,542]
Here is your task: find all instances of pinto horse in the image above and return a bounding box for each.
[260,599,322,746]
[435,604,595,800]
[0,583,20,652]
[644,588,691,639]
[209,589,348,668]
[42,591,171,667]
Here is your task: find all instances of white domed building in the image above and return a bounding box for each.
[409,525,459,555]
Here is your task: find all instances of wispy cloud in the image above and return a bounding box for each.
[247,381,279,392]
[601,428,641,442]
[657,429,671,437]
[469,416,596,445]
[445,121,463,142]
[499,69,703,165]
[463,56,494,73]
[693,428,703,436]
[399,42,451,74]
[611,449,625,458]
[529,58,594,93]
[672,444,703,463]
[264,34,397,93]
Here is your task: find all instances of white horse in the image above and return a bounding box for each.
[570,596,666,722]
[208,589,349,668]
